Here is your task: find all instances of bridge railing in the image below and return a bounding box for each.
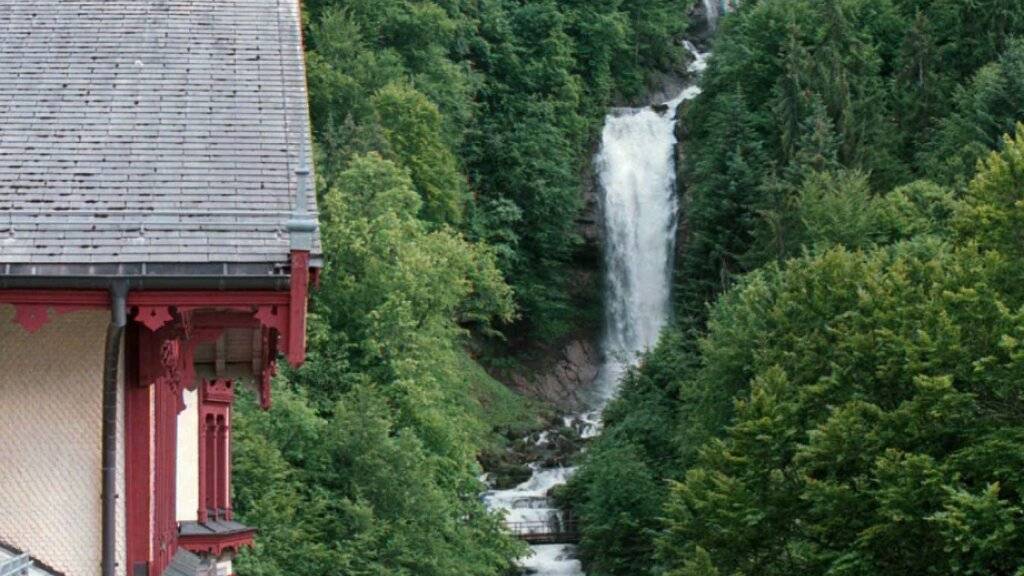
[506,518,580,543]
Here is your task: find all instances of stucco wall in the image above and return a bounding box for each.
[0,306,126,576]
[176,388,199,523]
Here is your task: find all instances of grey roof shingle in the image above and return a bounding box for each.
[164,549,213,576]
[0,0,319,267]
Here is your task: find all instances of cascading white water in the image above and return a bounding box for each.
[485,42,710,576]
[593,92,682,402]
[592,40,707,404]
[702,0,722,30]
[703,0,740,32]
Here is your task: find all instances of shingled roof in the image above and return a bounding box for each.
[0,0,319,272]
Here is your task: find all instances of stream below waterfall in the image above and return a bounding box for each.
[483,42,711,576]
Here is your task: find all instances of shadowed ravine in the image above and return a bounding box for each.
[484,40,711,575]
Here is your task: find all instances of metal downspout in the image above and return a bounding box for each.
[102,280,128,576]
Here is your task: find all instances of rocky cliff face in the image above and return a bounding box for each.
[507,339,600,410]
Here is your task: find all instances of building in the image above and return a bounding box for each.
[0,1,319,575]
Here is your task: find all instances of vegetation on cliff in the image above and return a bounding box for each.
[231,1,690,574]
[570,1,1024,574]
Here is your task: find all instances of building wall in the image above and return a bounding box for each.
[0,306,126,576]
[176,388,199,523]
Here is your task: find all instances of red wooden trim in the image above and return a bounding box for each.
[178,528,256,557]
[136,305,175,332]
[128,292,289,307]
[0,289,110,306]
[287,250,310,366]
[0,289,289,307]
[124,324,153,575]
[198,380,234,522]
[216,416,227,517]
[153,353,179,575]
[191,312,262,330]
[202,379,235,405]
[0,290,110,332]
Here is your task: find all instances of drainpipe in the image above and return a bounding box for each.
[102,280,128,576]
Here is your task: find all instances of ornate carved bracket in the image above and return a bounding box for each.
[138,331,192,414]
[201,378,235,405]
[3,283,313,412]
[136,306,175,332]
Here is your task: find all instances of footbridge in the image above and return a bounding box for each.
[507,519,580,545]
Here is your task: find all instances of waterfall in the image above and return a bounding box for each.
[593,99,680,399]
[592,42,707,402]
[703,0,722,30]
[702,0,740,32]
[484,42,710,576]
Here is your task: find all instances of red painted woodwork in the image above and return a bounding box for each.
[0,282,314,374]
[124,325,153,576]
[198,379,234,523]
[136,327,183,576]
[136,305,175,332]
[204,414,217,520]
[154,364,179,575]
[0,289,110,306]
[178,527,256,557]
[127,324,196,576]
[126,291,306,408]
[0,289,110,332]
[3,265,316,574]
[287,250,310,366]
[216,416,227,515]
[127,291,289,307]
[126,325,188,576]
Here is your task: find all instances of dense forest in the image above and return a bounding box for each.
[230,0,1024,574]
[568,0,1024,575]
[230,1,688,575]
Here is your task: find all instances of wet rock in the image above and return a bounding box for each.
[488,461,533,490]
[508,340,600,411]
[635,72,690,107]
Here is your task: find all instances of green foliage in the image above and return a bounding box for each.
[882,179,958,240]
[233,154,525,576]
[565,328,700,575]
[955,124,1024,264]
[237,2,691,572]
[675,0,1024,320]
[658,232,1024,575]
[921,41,1024,185]
[574,122,1024,575]
[304,0,688,342]
[372,84,469,225]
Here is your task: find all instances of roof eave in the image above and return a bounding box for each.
[0,261,297,291]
